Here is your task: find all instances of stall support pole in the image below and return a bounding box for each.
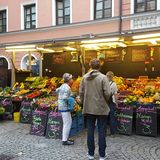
[28,52,32,70]
[11,51,16,88]
[81,48,86,76]
[28,52,32,76]
[39,52,43,77]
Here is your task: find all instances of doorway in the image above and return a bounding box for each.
[0,57,9,88]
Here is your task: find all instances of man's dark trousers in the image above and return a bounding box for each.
[86,114,107,158]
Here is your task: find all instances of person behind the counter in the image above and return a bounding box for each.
[106,71,118,137]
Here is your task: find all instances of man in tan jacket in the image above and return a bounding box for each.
[79,59,111,160]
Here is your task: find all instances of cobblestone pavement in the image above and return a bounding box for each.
[0,121,160,160]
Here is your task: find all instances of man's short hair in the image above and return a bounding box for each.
[89,59,100,70]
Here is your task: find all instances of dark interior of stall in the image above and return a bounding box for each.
[100,46,160,78]
[43,52,82,78]
[42,46,160,78]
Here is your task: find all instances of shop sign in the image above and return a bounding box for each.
[70,52,78,62]
[52,53,65,64]
[105,49,121,62]
[131,48,147,62]
[84,51,97,64]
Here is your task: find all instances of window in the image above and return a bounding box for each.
[94,0,112,19]
[135,0,156,13]
[0,10,6,33]
[24,4,36,29]
[56,0,70,25]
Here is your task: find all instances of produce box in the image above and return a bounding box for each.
[69,114,85,137]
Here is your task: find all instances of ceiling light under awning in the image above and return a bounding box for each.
[133,33,160,39]
[132,38,160,44]
[36,47,55,52]
[64,47,77,51]
[150,40,157,45]
[81,44,101,50]
[5,45,36,49]
[81,42,127,49]
[81,37,120,44]
[6,48,37,52]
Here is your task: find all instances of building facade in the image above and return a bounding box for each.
[0,0,160,80]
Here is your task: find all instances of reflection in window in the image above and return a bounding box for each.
[0,10,6,33]
[56,0,70,25]
[24,4,36,30]
[94,0,112,20]
[135,0,156,13]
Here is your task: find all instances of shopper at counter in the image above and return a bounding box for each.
[79,59,111,160]
[106,71,118,137]
[56,73,74,145]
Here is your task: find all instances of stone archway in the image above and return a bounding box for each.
[21,54,39,76]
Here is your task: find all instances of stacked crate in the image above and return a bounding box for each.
[69,114,85,137]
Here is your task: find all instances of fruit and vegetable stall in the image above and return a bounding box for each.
[0,76,160,137]
[0,76,83,138]
[114,76,160,137]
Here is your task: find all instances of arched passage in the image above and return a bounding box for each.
[21,54,39,76]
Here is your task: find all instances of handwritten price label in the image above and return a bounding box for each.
[115,103,133,135]
[45,111,63,139]
[136,104,157,137]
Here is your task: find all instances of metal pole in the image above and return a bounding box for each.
[28,52,32,71]
[39,52,43,77]
[119,0,122,34]
[81,47,86,76]
[11,51,16,88]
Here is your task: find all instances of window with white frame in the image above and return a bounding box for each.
[0,10,6,33]
[94,0,112,19]
[24,4,36,29]
[135,0,156,13]
[56,0,70,25]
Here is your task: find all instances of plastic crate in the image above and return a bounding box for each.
[71,116,77,128]
[77,116,84,125]
[77,123,85,132]
[69,127,77,137]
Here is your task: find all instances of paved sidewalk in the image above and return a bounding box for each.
[0,121,160,160]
